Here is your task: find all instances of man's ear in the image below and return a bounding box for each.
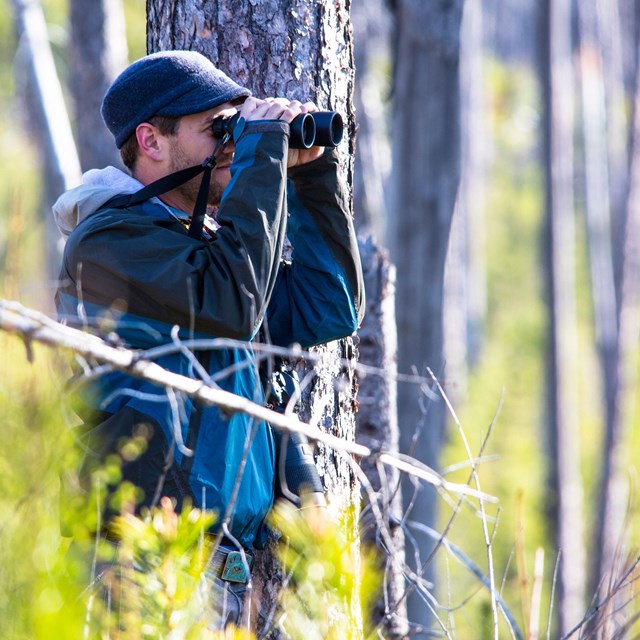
[135,123,166,162]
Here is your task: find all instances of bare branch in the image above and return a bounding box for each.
[0,299,496,504]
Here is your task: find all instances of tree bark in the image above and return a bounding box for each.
[539,0,586,633]
[389,0,463,631]
[355,238,408,638]
[69,0,128,171]
[146,2,361,635]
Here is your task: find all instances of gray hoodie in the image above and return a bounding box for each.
[52,166,145,237]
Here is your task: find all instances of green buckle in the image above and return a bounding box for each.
[221,551,251,583]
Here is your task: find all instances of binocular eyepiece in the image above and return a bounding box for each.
[211,111,343,149]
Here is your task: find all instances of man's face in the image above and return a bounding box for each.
[167,102,238,209]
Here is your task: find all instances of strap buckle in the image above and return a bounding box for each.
[221,550,252,583]
[201,153,218,169]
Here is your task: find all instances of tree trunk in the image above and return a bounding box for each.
[351,3,407,633]
[594,28,640,633]
[596,0,629,260]
[351,0,391,241]
[539,0,586,633]
[444,0,489,404]
[355,238,408,638]
[577,0,618,444]
[460,0,487,369]
[389,0,463,632]
[69,0,128,171]
[146,1,360,635]
[11,0,82,293]
[576,0,623,607]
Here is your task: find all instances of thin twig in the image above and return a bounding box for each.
[428,368,500,640]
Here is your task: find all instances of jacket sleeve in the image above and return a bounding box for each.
[265,148,365,348]
[58,122,290,341]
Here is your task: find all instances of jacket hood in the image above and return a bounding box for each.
[53,166,143,237]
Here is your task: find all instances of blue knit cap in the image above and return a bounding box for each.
[101,50,251,148]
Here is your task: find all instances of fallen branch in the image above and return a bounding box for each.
[0,299,496,504]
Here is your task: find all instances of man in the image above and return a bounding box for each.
[54,50,364,628]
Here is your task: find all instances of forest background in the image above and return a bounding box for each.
[1,0,640,638]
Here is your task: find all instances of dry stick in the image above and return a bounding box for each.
[406,520,523,637]
[60,308,433,389]
[572,486,639,639]
[0,300,495,504]
[529,547,545,640]
[515,490,531,632]
[345,453,445,634]
[428,368,500,640]
[546,551,561,640]
[559,555,640,640]
[372,383,509,639]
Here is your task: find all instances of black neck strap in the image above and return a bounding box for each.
[108,136,228,239]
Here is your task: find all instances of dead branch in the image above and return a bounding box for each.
[0,299,496,505]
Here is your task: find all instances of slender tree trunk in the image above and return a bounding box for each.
[444,0,488,404]
[594,30,640,631]
[389,0,463,631]
[146,2,361,635]
[355,238,407,638]
[351,0,391,241]
[576,0,623,608]
[596,0,629,261]
[460,0,487,368]
[539,0,586,633]
[69,0,128,171]
[11,0,82,293]
[577,0,618,439]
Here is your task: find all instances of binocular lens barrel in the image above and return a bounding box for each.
[288,112,343,148]
[212,111,343,149]
[310,112,343,148]
[289,113,316,149]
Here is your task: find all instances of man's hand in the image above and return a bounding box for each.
[238,97,324,167]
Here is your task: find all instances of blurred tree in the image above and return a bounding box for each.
[351,1,407,634]
[351,0,391,241]
[388,0,464,633]
[483,0,537,64]
[539,0,586,633]
[597,0,629,241]
[10,0,81,294]
[146,1,363,635]
[68,0,128,170]
[594,7,640,626]
[444,0,489,406]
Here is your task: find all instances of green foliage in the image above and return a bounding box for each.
[0,332,376,639]
[0,336,83,639]
[78,498,220,639]
[270,499,378,640]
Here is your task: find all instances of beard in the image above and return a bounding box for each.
[169,141,229,209]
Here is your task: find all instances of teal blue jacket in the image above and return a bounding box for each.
[55,120,364,549]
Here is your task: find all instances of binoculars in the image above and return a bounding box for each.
[211,110,344,149]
